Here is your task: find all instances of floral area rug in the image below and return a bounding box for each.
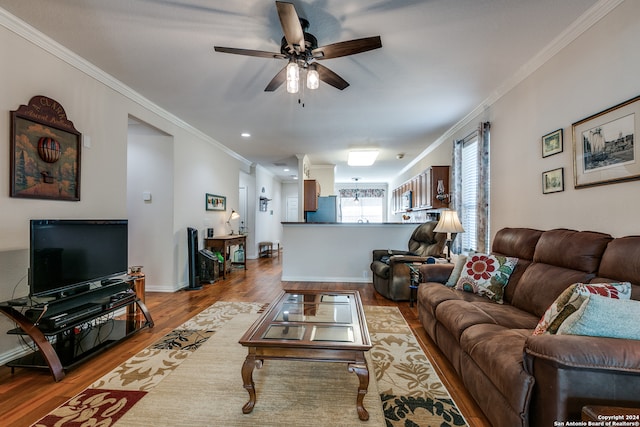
[32,302,467,427]
[365,306,467,427]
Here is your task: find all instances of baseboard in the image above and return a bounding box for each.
[281,275,371,283]
[146,283,183,292]
[0,344,34,367]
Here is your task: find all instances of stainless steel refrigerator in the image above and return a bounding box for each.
[305,196,338,223]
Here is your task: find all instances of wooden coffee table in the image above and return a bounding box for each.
[239,290,373,420]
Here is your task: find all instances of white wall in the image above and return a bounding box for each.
[282,223,417,282]
[489,0,640,237]
[127,121,174,291]
[309,164,336,196]
[254,165,283,254]
[395,0,640,239]
[0,12,251,361]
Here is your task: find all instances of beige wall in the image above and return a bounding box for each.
[0,9,251,334]
[393,0,640,238]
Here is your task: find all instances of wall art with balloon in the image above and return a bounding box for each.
[10,96,81,201]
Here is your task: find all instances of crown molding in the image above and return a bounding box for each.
[398,0,624,180]
[0,7,252,168]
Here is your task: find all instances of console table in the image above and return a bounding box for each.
[204,235,247,277]
[0,280,153,381]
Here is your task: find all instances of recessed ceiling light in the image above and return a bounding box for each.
[241,132,251,138]
[283,168,290,172]
[348,150,379,166]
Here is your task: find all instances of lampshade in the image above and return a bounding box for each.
[286,62,299,94]
[307,67,319,90]
[228,210,240,222]
[434,210,464,234]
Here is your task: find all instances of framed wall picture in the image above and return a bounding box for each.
[572,95,639,188]
[10,96,81,201]
[206,193,226,211]
[542,167,564,194]
[542,128,563,157]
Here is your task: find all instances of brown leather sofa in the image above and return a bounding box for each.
[417,227,640,427]
[370,221,446,301]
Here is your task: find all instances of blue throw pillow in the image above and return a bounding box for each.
[557,294,640,340]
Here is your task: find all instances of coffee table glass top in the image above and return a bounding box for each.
[240,290,370,349]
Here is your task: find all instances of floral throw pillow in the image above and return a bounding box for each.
[454,254,518,303]
[532,282,632,336]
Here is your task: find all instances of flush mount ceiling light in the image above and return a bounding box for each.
[348,150,379,166]
[241,132,251,138]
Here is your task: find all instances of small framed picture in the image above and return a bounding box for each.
[542,167,564,194]
[206,193,226,211]
[542,129,563,158]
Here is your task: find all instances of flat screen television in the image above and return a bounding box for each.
[29,219,128,298]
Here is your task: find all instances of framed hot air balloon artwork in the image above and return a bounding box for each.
[10,96,81,200]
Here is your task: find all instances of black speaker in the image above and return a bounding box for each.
[207,228,214,238]
[187,227,202,290]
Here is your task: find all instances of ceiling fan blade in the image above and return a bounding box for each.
[315,63,349,90]
[214,46,287,60]
[264,66,287,92]
[313,36,382,60]
[276,1,305,53]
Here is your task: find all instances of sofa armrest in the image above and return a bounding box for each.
[524,334,640,373]
[417,263,454,284]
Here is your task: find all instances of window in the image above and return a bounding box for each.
[452,122,490,254]
[338,188,385,223]
[460,138,478,252]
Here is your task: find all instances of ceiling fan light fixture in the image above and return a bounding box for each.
[307,67,319,90]
[286,61,299,94]
[348,150,379,166]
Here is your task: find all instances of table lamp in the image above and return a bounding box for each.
[227,210,240,234]
[434,209,464,262]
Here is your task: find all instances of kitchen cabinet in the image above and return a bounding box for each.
[304,179,321,211]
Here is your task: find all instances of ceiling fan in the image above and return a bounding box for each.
[213,1,382,93]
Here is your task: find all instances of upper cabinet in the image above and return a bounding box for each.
[304,179,321,211]
[392,166,450,213]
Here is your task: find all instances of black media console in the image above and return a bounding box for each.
[0,278,153,381]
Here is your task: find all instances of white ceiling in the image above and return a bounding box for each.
[0,0,600,183]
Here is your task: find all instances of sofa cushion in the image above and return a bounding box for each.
[492,227,543,260]
[532,282,631,335]
[491,228,543,305]
[436,300,498,340]
[558,295,640,340]
[455,254,518,303]
[460,324,535,417]
[417,283,481,319]
[473,301,540,330]
[511,263,597,318]
[532,229,612,272]
[596,236,640,295]
[445,255,467,287]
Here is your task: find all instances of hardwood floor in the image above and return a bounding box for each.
[0,255,490,427]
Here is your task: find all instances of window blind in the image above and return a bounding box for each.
[461,138,478,252]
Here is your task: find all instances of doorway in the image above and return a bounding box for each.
[127,117,174,291]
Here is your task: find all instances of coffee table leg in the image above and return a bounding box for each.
[348,359,370,421]
[241,354,257,414]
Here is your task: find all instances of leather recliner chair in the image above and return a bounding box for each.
[370,221,447,301]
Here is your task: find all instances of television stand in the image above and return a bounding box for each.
[0,280,153,382]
